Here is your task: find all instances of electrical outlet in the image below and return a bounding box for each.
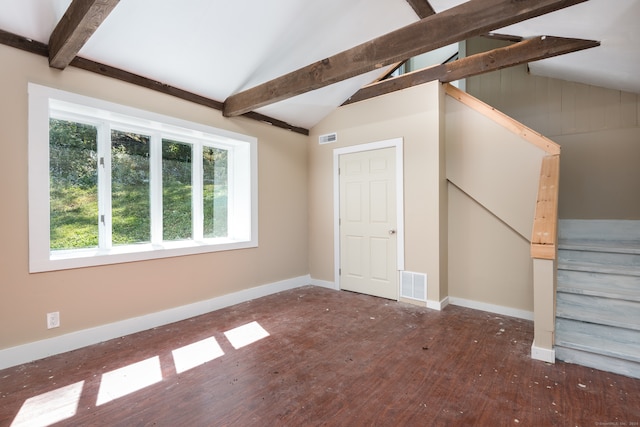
[47,312,60,329]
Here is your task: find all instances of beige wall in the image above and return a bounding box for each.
[445,95,546,239]
[466,37,640,220]
[0,44,309,351]
[553,128,640,219]
[445,89,548,313]
[448,184,534,312]
[308,82,448,304]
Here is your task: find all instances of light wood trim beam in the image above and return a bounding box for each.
[445,84,561,155]
[49,0,119,69]
[405,0,436,18]
[223,0,587,117]
[531,155,560,260]
[345,36,600,105]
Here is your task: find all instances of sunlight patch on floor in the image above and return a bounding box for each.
[96,356,162,406]
[172,336,225,374]
[11,381,84,427]
[224,321,270,349]
[11,320,272,425]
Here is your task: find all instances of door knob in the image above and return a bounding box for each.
[389,229,396,235]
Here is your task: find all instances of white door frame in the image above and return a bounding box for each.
[333,138,405,291]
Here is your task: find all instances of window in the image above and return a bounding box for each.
[29,83,257,272]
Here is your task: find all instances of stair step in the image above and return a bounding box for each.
[557,260,640,277]
[555,318,640,363]
[559,240,640,255]
[555,346,640,379]
[557,269,640,301]
[558,248,640,270]
[555,220,640,379]
[556,292,640,331]
[558,219,640,242]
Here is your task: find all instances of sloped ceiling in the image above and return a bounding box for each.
[0,0,638,130]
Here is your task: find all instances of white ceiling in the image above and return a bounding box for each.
[1,0,638,129]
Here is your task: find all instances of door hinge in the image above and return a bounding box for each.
[99,157,105,167]
[339,268,341,275]
[100,214,105,224]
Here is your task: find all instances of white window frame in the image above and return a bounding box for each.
[28,83,258,273]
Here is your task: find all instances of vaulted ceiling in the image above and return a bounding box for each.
[0,0,638,134]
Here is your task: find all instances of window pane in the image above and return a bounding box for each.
[163,140,192,241]
[111,130,151,245]
[49,118,99,250]
[203,147,228,238]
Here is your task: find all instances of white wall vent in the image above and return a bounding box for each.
[318,132,338,144]
[400,271,427,302]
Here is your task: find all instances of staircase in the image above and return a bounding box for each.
[555,220,640,379]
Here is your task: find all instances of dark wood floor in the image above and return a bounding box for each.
[1,286,639,426]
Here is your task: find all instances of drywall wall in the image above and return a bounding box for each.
[448,184,534,313]
[553,128,640,219]
[0,44,309,352]
[445,87,547,315]
[308,81,448,305]
[445,95,546,239]
[466,37,640,220]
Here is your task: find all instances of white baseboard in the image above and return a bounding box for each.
[531,342,556,363]
[309,278,338,290]
[427,296,450,311]
[0,275,311,370]
[449,297,534,321]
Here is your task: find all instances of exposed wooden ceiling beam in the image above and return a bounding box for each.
[370,1,435,85]
[67,57,309,134]
[405,0,436,18]
[0,28,308,135]
[0,28,48,56]
[343,36,600,106]
[223,0,588,118]
[442,36,599,83]
[49,0,119,69]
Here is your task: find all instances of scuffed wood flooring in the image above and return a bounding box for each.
[1,286,639,426]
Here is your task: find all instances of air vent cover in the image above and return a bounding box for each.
[400,271,427,302]
[318,132,337,144]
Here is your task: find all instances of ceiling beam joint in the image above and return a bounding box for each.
[405,0,436,19]
[49,0,119,69]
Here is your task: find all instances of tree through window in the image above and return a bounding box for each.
[29,83,256,272]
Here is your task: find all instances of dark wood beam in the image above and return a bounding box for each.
[0,28,49,56]
[405,0,436,18]
[441,36,600,83]
[241,111,310,135]
[369,1,435,86]
[49,0,119,69]
[373,0,433,84]
[343,36,600,105]
[67,57,309,134]
[223,0,588,117]
[0,28,308,135]
[69,56,224,109]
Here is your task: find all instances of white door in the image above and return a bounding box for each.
[339,147,397,300]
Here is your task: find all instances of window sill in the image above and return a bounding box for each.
[30,239,257,273]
